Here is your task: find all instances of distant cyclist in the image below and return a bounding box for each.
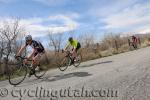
[129,35,138,49]
[131,35,138,43]
[16,35,45,77]
[65,37,81,63]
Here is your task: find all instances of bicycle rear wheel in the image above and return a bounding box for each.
[8,64,27,86]
[73,53,82,67]
[58,57,70,71]
[34,65,47,79]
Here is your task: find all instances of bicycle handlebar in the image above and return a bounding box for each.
[16,56,27,59]
[15,56,32,61]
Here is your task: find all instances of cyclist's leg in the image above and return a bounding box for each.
[132,41,136,49]
[71,49,77,59]
[32,52,43,67]
[73,43,81,60]
[28,53,38,77]
[29,53,43,77]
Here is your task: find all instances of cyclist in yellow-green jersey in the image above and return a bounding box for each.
[65,37,81,61]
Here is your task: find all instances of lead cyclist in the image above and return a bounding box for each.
[16,35,45,77]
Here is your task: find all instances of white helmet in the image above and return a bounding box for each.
[25,35,32,41]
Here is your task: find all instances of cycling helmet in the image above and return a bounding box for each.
[68,37,73,42]
[25,35,32,41]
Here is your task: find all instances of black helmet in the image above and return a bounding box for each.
[25,35,32,41]
[68,37,73,42]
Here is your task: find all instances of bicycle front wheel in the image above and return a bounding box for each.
[8,64,27,86]
[58,57,70,71]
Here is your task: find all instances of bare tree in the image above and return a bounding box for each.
[48,31,64,54]
[0,19,24,74]
[78,33,94,48]
[0,34,5,62]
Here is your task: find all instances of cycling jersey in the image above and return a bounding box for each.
[132,36,138,43]
[65,39,79,49]
[26,40,45,53]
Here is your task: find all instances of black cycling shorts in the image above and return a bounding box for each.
[75,42,81,52]
[34,49,45,57]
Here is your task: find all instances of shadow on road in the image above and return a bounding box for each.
[80,61,113,67]
[42,71,92,82]
[16,78,44,87]
[13,61,112,87]
[15,72,91,87]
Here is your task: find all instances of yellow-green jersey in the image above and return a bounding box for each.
[65,39,78,49]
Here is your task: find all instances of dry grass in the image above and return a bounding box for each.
[141,39,150,48]
[1,34,150,81]
[43,36,150,68]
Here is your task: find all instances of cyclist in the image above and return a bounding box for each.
[131,35,138,43]
[131,35,138,49]
[65,37,81,63]
[16,35,45,77]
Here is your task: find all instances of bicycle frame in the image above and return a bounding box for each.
[64,51,74,64]
[16,56,32,67]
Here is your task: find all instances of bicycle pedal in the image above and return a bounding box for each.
[28,69,35,77]
[35,66,40,71]
[28,73,33,77]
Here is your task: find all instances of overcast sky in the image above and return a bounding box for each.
[0,0,150,39]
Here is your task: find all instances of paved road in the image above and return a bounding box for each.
[1,46,150,100]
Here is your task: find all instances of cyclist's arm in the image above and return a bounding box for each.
[65,42,70,50]
[16,45,26,56]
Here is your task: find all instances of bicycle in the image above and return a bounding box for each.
[128,39,138,50]
[58,50,82,71]
[4,56,47,86]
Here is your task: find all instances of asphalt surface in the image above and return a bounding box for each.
[1,46,150,100]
